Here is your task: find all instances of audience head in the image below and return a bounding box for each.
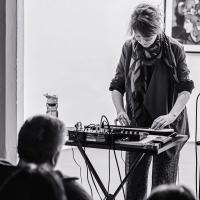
[147,184,196,200]
[0,164,67,200]
[17,114,66,167]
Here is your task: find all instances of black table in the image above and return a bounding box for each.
[65,135,188,200]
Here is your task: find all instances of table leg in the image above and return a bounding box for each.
[112,152,145,199]
[77,143,109,198]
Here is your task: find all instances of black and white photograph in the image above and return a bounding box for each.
[0,0,199,200]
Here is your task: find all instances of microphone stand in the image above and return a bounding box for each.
[196,93,200,145]
[195,93,200,199]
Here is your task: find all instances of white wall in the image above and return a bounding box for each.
[185,53,200,141]
[24,0,199,141]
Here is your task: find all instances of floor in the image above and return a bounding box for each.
[56,142,198,200]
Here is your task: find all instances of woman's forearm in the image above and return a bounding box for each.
[151,91,191,129]
[111,90,130,125]
[111,90,125,114]
[169,91,191,118]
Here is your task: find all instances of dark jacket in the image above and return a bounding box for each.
[109,36,194,135]
[0,160,93,200]
[58,172,93,200]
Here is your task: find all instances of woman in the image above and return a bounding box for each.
[109,3,194,200]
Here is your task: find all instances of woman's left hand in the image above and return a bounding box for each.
[151,113,177,130]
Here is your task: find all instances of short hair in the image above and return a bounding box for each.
[17,114,66,164]
[0,164,67,200]
[147,184,195,200]
[128,3,162,37]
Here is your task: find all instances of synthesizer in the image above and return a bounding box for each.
[67,123,175,144]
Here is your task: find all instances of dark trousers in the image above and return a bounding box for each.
[125,143,184,200]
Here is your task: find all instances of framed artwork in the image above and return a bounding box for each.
[164,0,200,52]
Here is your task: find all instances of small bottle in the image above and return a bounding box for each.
[44,93,58,117]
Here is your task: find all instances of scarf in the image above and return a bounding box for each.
[127,32,178,126]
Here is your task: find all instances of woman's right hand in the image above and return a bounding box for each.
[114,111,130,126]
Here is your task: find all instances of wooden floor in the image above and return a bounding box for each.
[56,142,198,200]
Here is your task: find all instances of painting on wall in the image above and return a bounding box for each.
[164,0,200,52]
